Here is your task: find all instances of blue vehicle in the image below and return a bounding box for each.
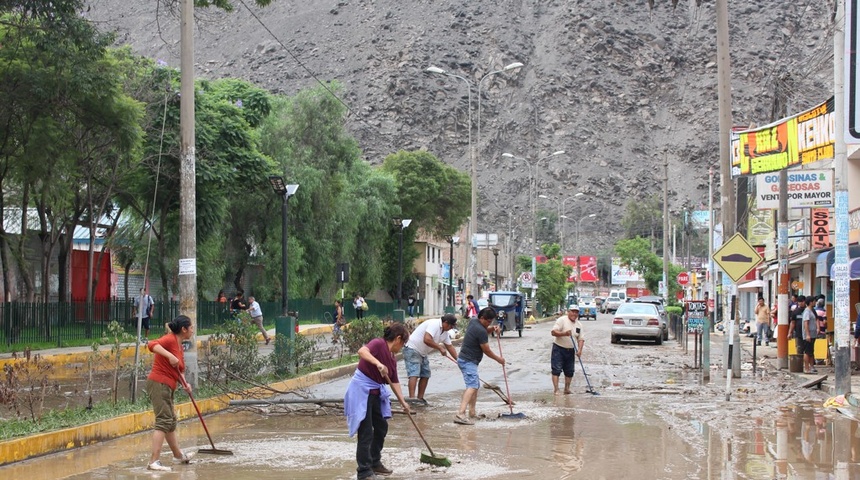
[489,291,525,337]
[577,295,598,320]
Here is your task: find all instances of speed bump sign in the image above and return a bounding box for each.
[712,233,763,283]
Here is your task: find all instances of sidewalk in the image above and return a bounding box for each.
[0,323,336,372]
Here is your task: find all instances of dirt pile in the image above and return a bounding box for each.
[86,0,833,249]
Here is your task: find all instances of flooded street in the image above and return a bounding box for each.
[10,315,860,479]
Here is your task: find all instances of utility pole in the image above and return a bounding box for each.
[833,0,850,395]
[704,167,714,380]
[662,154,669,303]
[178,0,198,386]
[773,73,790,371]
[716,0,739,380]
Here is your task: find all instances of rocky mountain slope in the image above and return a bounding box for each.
[85,0,834,254]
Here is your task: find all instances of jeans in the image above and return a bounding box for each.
[356,393,387,479]
[756,322,771,345]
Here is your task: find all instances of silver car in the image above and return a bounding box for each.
[610,303,663,345]
[603,296,624,313]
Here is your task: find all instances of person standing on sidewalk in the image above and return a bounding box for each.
[344,323,411,479]
[354,294,366,320]
[802,298,818,373]
[133,291,155,341]
[145,315,195,471]
[754,297,771,347]
[247,296,270,345]
[454,307,504,425]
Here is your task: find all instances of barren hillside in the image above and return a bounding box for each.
[85,0,834,254]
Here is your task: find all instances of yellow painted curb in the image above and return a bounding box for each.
[0,362,356,466]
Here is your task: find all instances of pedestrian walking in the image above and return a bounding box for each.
[550,305,585,395]
[454,307,504,425]
[133,290,155,341]
[402,314,458,404]
[754,297,771,347]
[333,300,345,343]
[344,323,411,479]
[145,315,195,471]
[230,290,248,318]
[802,298,818,373]
[246,296,270,345]
[465,294,478,320]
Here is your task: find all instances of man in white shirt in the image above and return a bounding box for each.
[402,313,459,404]
[550,306,586,395]
[247,296,270,345]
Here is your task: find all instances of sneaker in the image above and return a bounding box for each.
[173,451,194,464]
[453,414,474,425]
[372,464,393,476]
[147,460,172,471]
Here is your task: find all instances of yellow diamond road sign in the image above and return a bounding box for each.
[712,233,763,283]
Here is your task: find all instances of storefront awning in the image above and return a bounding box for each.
[830,258,860,280]
[820,244,860,278]
[815,250,831,277]
[738,279,765,291]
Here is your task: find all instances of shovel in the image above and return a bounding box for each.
[571,333,599,395]
[445,355,513,405]
[177,370,233,455]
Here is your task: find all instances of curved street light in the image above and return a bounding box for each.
[576,213,597,259]
[502,150,566,252]
[427,61,524,297]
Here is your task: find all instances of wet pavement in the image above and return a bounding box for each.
[9,315,860,479]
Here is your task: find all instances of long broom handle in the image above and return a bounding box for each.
[496,335,515,414]
[177,368,218,451]
[382,373,436,457]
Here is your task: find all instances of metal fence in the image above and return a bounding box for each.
[0,298,419,347]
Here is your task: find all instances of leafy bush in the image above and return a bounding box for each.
[270,332,318,375]
[342,316,385,353]
[665,306,683,315]
[200,319,266,385]
[0,350,59,421]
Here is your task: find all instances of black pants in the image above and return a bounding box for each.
[356,307,364,320]
[356,392,387,479]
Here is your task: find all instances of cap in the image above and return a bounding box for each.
[568,305,580,311]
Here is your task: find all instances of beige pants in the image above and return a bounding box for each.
[252,315,268,339]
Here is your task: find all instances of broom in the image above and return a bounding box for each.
[383,374,451,467]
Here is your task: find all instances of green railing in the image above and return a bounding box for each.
[0,298,418,348]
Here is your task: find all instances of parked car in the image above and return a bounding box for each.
[603,296,624,313]
[631,296,668,341]
[611,302,664,345]
[577,295,598,320]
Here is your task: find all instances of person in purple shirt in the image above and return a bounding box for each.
[344,323,411,479]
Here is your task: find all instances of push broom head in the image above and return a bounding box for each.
[420,452,452,467]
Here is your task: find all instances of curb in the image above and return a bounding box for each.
[0,361,357,466]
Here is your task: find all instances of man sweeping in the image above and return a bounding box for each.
[454,307,505,425]
[550,305,585,395]
[402,313,459,405]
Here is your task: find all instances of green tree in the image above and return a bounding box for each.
[533,244,570,315]
[620,195,663,251]
[614,237,684,299]
[380,150,471,300]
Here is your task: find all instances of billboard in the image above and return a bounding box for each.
[563,256,578,282]
[579,256,598,283]
[731,98,835,177]
[611,257,642,285]
[754,169,833,209]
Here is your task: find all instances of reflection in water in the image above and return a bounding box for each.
[548,412,583,478]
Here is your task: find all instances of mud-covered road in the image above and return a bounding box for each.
[11,314,860,479]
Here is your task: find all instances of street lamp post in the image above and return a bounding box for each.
[492,248,499,291]
[560,193,584,253]
[576,213,597,259]
[504,151,566,252]
[268,176,299,317]
[392,217,412,308]
[445,235,459,310]
[427,61,524,298]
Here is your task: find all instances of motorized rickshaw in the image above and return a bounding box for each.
[489,291,525,337]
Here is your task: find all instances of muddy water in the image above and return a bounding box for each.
[11,317,860,479]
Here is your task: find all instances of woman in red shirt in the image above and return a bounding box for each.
[146,315,195,471]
